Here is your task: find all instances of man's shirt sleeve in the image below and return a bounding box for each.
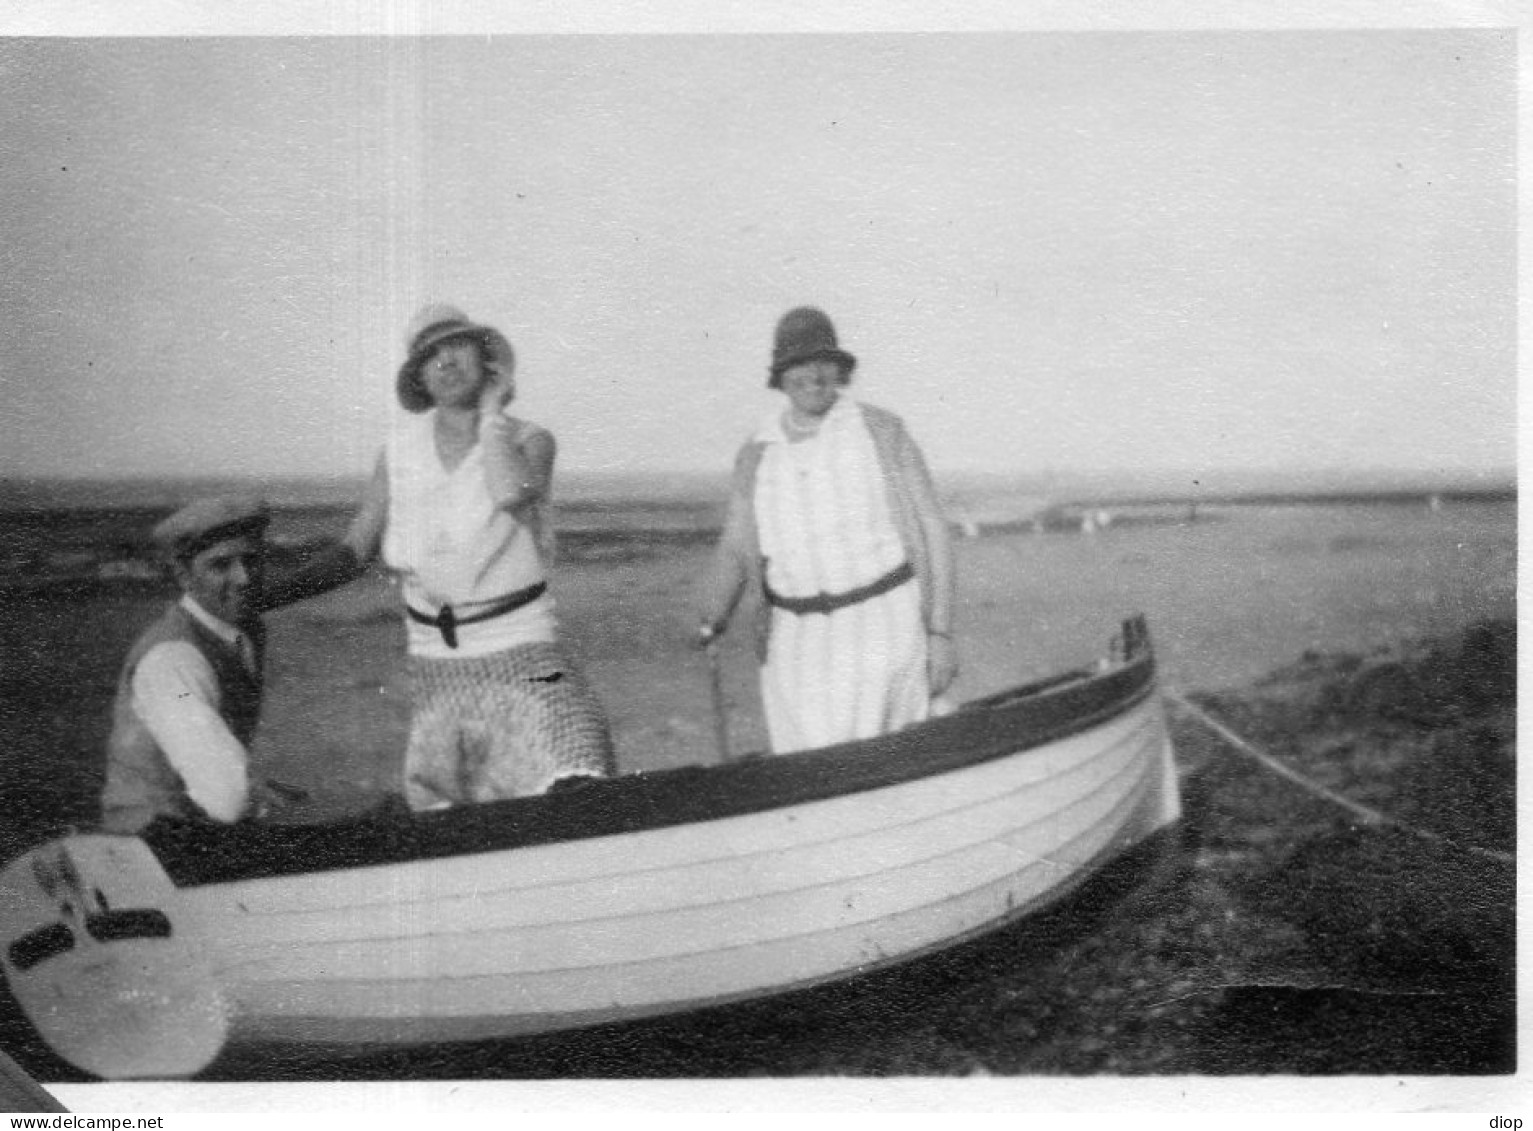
[130,641,251,823]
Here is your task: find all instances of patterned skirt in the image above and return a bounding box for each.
[402,641,615,809]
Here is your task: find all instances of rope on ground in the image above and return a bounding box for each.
[1166,690,1514,867]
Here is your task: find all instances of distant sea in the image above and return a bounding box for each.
[0,473,727,596]
[0,466,1514,514]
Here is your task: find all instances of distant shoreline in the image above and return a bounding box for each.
[0,470,1514,515]
[0,487,1513,603]
[1064,487,1516,508]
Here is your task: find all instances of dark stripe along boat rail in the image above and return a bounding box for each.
[146,646,1158,888]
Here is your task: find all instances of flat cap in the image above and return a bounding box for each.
[152,495,271,561]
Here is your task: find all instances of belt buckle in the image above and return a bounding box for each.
[436,605,459,649]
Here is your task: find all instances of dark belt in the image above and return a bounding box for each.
[763,560,914,617]
[407,581,548,649]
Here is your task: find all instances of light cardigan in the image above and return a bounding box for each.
[699,400,954,660]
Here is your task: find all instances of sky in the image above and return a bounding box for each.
[0,13,1518,485]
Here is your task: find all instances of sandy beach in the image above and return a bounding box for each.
[244,498,1514,819]
[0,494,1512,836]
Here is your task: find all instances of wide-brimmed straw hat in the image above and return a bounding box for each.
[152,495,270,563]
[767,306,857,390]
[396,304,516,413]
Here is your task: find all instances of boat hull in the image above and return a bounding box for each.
[0,618,1179,1076]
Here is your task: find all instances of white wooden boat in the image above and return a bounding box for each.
[0,615,1179,1080]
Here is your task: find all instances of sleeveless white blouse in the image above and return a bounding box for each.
[383,409,555,658]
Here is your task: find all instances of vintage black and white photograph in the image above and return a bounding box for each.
[0,2,1518,1116]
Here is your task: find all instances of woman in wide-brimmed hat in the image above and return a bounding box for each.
[696,306,958,754]
[313,304,614,808]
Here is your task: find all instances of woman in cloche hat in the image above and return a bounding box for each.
[696,306,958,755]
[314,304,615,809]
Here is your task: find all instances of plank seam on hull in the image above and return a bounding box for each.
[207,715,1164,979]
[228,775,1172,1042]
[218,733,1163,995]
[200,707,1163,943]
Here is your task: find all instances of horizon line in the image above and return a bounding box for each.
[0,464,1516,486]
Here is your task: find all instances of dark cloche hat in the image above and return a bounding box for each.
[768,306,857,390]
[152,495,270,562]
[396,303,517,413]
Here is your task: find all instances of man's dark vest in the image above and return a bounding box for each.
[100,604,265,834]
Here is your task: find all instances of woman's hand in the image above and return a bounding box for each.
[478,358,516,418]
[928,633,959,696]
[481,417,554,515]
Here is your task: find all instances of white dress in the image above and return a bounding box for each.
[753,396,929,753]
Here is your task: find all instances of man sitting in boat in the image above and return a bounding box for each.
[98,496,343,834]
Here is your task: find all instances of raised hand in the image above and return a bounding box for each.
[478,329,517,414]
[479,361,516,417]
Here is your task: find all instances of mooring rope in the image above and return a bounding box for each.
[1165,690,1514,866]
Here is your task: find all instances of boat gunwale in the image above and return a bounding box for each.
[143,640,1159,889]
[207,710,1163,964]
